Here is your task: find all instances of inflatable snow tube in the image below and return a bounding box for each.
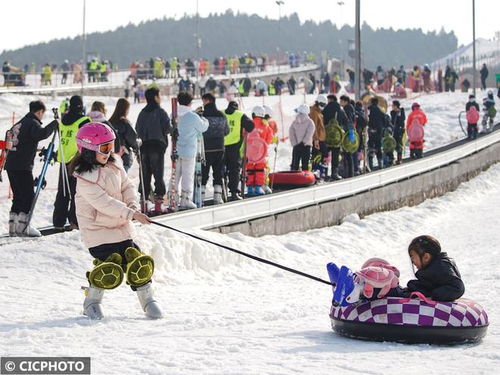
[269,171,316,189]
[330,296,488,345]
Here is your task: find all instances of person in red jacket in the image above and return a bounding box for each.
[246,106,273,196]
[406,102,427,159]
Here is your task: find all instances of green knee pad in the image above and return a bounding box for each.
[125,247,155,287]
[87,253,124,290]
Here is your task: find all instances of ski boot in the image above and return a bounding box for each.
[16,212,41,237]
[125,247,155,287]
[254,185,265,195]
[87,253,125,290]
[136,282,163,319]
[83,285,105,320]
[213,185,224,205]
[229,191,243,201]
[246,185,255,197]
[9,212,18,237]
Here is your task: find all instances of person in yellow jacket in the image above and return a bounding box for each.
[53,95,90,230]
[42,63,52,85]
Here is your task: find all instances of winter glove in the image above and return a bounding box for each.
[348,129,355,143]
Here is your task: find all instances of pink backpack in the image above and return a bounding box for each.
[408,118,425,142]
[466,106,480,124]
[245,130,267,164]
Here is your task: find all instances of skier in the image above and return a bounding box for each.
[73,122,162,320]
[406,102,427,159]
[367,97,385,169]
[176,92,209,209]
[109,98,138,172]
[223,101,254,201]
[53,95,90,230]
[135,87,171,212]
[5,101,58,236]
[390,100,406,164]
[200,93,229,204]
[246,106,273,196]
[465,95,480,139]
[482,90,496,133]
[480,64,488,91]
[289,104,315,171]
[309,94,328,179]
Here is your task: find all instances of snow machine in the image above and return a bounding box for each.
[269,171,316,190]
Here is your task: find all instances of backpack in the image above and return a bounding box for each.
[408,118,425,143]
[466,106,480,124]
[245,130,267,164]
[325,114,345,148]
[383,133,397,153]
[488,106,497,119]
[341,130,359,153]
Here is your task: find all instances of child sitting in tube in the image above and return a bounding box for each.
[328,235,465,305]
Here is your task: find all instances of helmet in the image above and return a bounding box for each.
[316,94,328,105]
[295,104,310,115]
[263,105,274,117]
[76,122,116,154]
[487,89,493,95]
[411,102,420,110]
[252,105,266,118]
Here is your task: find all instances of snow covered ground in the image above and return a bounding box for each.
[0,89,493,233]
[1,161,499,374]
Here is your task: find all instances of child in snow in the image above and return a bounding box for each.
[482,90,496,133]
[406,235,465,302]
[289,104,315,171]
[406,102,427,159]
[465,95,480,139]
[246,106,274,196]
[73,122,162,320]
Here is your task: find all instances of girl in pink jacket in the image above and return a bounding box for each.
[73,122,162,320]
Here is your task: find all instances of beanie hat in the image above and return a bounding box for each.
[69,95,83,109]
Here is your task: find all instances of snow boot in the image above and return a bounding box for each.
[368,155,375,171]
[83,285,105,320]
[396,152,403,165]
[331,168,342,181]
[246,185,255,197]
[201,185,206,202]
[87,253,124,290]
[213,185,224,205]
[125,247,154,287]
[9,212,18,237]
[262,185,272,194]
[16,212,41,237]
[136,282,163,319]
[179,191,196,210]
[254,185,265,195]
[229,191,243,201]
[377,157,384,170]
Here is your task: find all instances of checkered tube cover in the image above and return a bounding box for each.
[330,297,489,327]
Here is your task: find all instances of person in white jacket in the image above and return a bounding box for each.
[289,104,315,171]
[73,122,162,320]
[175,92,209,209]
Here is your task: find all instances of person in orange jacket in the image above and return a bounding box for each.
[245,105,274,196]
[406,102,427,159]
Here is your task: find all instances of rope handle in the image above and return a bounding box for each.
[398,291,437,305]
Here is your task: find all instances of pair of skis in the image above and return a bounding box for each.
[167,98,179,212]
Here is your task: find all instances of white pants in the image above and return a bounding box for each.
[175,157,196,195]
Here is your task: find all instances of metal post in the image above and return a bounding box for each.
[196,0,200,73]
[472,0,476,96]
[81,0,86,97]
[276,1,284,73]
[354,0,361,100]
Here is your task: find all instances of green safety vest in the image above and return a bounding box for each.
[58,116,90,163]
[89,61,98,70]
[224,110,244,146]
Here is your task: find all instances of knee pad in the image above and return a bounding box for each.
[87,253,124,290]
[125,247,155,287]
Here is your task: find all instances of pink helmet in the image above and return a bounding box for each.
[76,122,116,153]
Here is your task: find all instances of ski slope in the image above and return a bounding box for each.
[0,162,499,374]
[0,89,494,233]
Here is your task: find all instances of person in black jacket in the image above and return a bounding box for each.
[135,87,171,207]
[200,93,230,204]
[390,100,406,164]
[339,95,356,178]
[479,63,488,90]
[5,100,58,236]
[367,97,385,170]
[406,235,465,301]
[223,101,254,201]
[109,98,138,172]
[322,94,347,180]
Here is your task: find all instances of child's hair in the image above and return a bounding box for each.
[90,101,106,115]
[408,235,441,257]
[70,149,115,175]
[177,92,193,106]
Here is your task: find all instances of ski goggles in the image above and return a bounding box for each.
[97,141,114,155]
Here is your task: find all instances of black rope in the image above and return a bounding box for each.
[150,220,333,286]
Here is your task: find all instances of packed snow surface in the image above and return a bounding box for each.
[1,160,499,374]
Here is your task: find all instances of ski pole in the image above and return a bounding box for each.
[149,220,333,286]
